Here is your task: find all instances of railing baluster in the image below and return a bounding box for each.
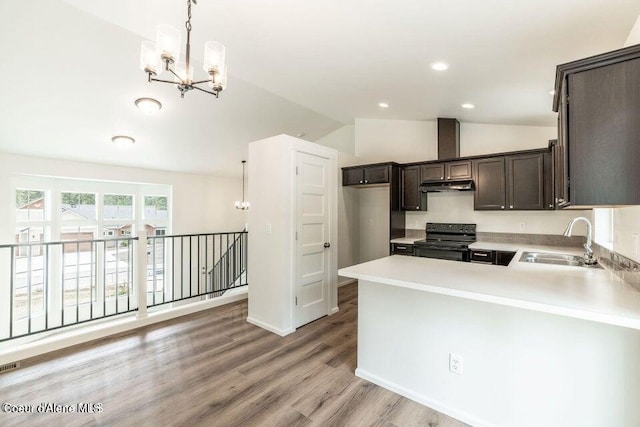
[45,245,49,330]
[90,241,94,320]
[9,247,14,339]
[27,243,32,334]
[76,241,80,323]
[152,236,156,306]
[180,236,184,300]
[103,241,106,317]
[62,245,66,326]
[197,235,201,295]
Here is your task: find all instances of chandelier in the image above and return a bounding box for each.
[235,161,250,210]
[139,0,227,98]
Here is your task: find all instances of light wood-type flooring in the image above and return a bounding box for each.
[0,283,466,427]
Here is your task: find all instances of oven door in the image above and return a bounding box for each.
[413,246,469,262]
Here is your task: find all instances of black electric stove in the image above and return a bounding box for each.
[413,223,477,262]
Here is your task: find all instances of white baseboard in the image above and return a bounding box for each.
[338,278,357,287]
[246,316,294,337]
[0,290,248,366]
[355,368,494,427]
[329,306,340,315]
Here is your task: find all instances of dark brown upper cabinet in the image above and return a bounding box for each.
[400,165,427,211]
[473,157,506,210]
[474,152,551,211]
[553,44,640,206]
[420,164,445,181]
[420,160,471,182]
[506,153,545,210]
[445,160,472,180]
[342,163,392,186]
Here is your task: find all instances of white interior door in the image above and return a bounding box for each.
[295,151,330,328]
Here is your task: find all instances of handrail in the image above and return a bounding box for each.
[0,236,139,249]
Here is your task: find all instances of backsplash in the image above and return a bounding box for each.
[593,243,640,292]
[475,232,584,247]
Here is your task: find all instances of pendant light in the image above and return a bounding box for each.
[235,160,249,210]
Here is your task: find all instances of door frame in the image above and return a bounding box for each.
[291,144,338,330]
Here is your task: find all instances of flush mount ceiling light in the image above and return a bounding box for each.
[235,160,250,210]
[431,62,449,71]
[140,0,227,98]
[111,135,135,145]
[378,102,390,108]
[461,103,475,109]
[135,97,162,114]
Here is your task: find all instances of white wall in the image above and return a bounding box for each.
[358,187,391,263]
[355,119,437,163]
[460,123,557,157]
[337,153,360,283]
[0,151,246,244]
[358,281,640,427]
[315,125,355,155]
[625,14,640,46]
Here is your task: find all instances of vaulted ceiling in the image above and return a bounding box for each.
[1,0,638,175]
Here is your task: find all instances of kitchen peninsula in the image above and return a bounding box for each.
[339,252,640,427]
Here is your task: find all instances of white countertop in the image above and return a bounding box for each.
[390,237,421,244]
[338,250,640,331]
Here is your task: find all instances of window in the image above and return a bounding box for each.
[16,189,45,222]
[61,192,96,221]
[104,194,134,220]
[144,196,168,221]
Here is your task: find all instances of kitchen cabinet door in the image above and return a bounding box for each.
[506,153,545,210]
[364,165,390,184]
[342,168,364,186]
[473,157,506,210]
[420,163,445,182]
[400,166,426,211]
[445,160,472,180]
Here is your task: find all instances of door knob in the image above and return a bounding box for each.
[324,242,331,248]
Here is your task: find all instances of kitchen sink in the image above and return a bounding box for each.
[518,251,603,268]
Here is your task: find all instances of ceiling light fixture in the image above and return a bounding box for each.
[135,97,162,114]
[111,135,135,145]
[431,62,449,71]
[140,0,227,98]
[235,160,250,210]
[378,102,389,108]
[461,103,475,109]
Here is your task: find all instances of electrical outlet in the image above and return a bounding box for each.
[265,223,272,235]
[519,222,526,231]
[449,353,463,375]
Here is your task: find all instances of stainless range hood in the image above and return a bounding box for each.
[420,180,474,192]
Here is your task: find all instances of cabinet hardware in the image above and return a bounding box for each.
[447,176,450,179]
[509,205,513,209]
[441,176,444,180]
[473,252,489,257]
[501,206,505,209]
[549,204,553,208]
[324,242,331,248]
[416,207,419,210]
[397,246,407,250]
[359,180,363,184]
[364,180,368,183]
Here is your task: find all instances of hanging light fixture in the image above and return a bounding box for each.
[140,0,227,98]
[235,160,250,210]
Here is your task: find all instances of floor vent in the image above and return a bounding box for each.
[0,361,20,374]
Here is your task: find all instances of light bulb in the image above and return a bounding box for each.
[140,41,159,75]
[209,65,227,91]
[203,41,226,74]
[174,62,193,84]
[156,24,181,63]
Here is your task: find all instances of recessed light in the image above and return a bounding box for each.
[135,97,162,114]
[548,89,556,95]
[378,102,389,108]
[431,62,449,71]
[461,103,475,109]
[111,135,135,145]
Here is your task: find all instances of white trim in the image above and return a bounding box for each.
[0,289,247,366]
[329,306,339,315]
[355,368,495,427]
[338,278,357,287]
[246,316,295,337]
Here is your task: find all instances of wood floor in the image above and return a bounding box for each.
[0,283,466,427]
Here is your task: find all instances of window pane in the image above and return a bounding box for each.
[104,194,133,220]
[144,196,168,220]
[16,189,45,222]
[61,226,97,241]
[61,192,97,221]
[13,227,47,319]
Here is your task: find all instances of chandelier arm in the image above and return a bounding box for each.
[150,77,181,85]
[191,79,213,85]
[166,68,186,84]
[191,85,221,97]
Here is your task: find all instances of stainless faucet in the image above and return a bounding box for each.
[563,217,597,265]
